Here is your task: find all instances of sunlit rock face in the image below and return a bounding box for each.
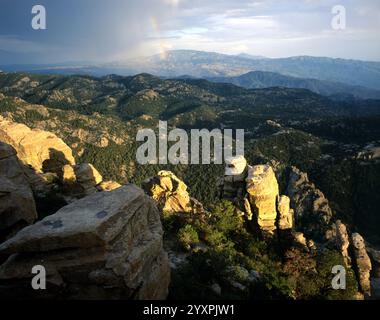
[143,171,191,214]
[143,171,205,215]
[334,220,351,266]
[0,142,37,242]
[351,233,372,298]
[246,165,279,234]
[277,195,294,230]
[0,185,170,300]
[0,117,75,175]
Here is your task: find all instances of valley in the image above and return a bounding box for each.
[0,68,379,300]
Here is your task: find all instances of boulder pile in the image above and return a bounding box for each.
[143,171,203,214]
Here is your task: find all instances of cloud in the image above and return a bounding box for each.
[0,35,45,53]
[0,0,379,63]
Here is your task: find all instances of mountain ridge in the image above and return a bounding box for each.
[2,50,380,90]
[207,70,380,100]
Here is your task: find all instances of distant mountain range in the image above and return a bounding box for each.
[1,49,380,96]
[206,71,380,100]
[113,50,380,90]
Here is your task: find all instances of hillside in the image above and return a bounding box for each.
[0,72,379,246]
[1,72,380,128]
[0,71,380,300]
[208,71,380,100]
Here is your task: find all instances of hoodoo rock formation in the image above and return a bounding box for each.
[0,185,170,300]
[246,165,280,234]
[217,156,379,298]
[277,195,294,231]
[333,220,351,266]
[351,233,372,297]
[220,159,295,235]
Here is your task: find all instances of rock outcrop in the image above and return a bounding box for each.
[286,166,332,240]
[277,195,294,230]
[220,159,294,235]
[334,220,351,266]
[351,233,372,297]
[221,155,247,200]
[61,164,76,184]
[0,185,170,300]
[143,171,202,214]
[74,163,103,195]
[246,165,279,234]
[0,117,75,175]
[96,180,122,192]
[0,142,37,241]
[61,163,121,195]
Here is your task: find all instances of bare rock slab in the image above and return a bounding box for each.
[0,185,170,300]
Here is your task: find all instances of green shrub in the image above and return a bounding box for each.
[178,225,199,250]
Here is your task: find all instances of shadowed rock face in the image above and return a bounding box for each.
[286,166,332,240]
[277,195,294,230]
[0,185,170,300]
[0,142,37,242]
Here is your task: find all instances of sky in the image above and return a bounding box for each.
[0,0,379,64]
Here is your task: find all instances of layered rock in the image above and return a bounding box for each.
[143,171,202,214]
[246,165,279,234]
[0,185,170,300]
[286,166,332,240]
[351,233,372,297]
[0,117,75,175]
[0,142,38,241]
[96,180,122,192]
